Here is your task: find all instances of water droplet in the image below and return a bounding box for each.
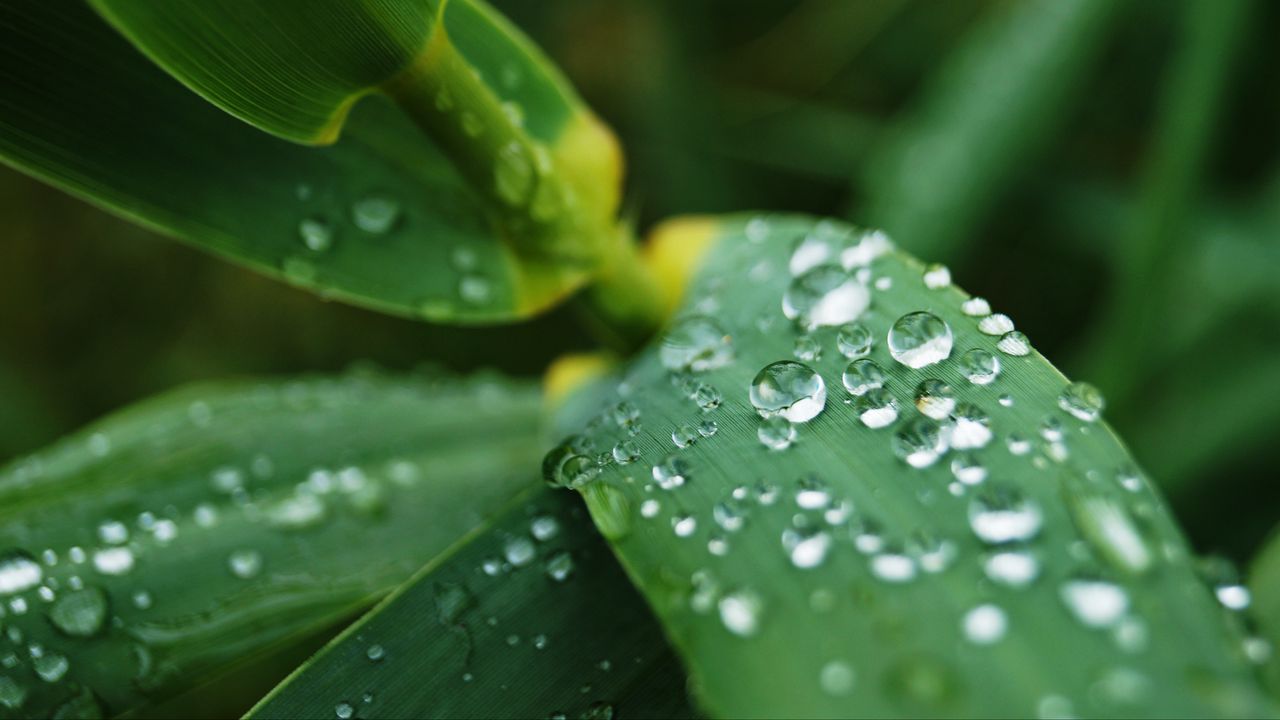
[545,551,574,581]
[640,499,661,519]
[783,527,832,569]
[92,547,134,576]
[963,604,1007,645]
[1066,489,1152,575]
[888,312,953,369]
[336,701,355,719]
[46,587,107,637]
[351,195,401,234]
[854,388,899,429]
[652,456,689,490]
[671,424,699,449]
[835,323,873,360]
[503,537,536,567]
[32,652,68,682]
[1006,433,1032,456]
[530,516,560,542]
[950,403,993,450]
[1200,557,1251,611]
[961,297,991,316]
[458,275,491,305]
[660,316,734,372]
[871,548,918,583]
[749,361,826,422]
[984,549,1039,588]
[611,441,640,465]
[978,313,1013,335]
[758,417,796,450]
[840,229,893,268]
[0,676,26,709]
[793,334,823,362]
[789,230,842,276]
[960,349,1000,385]
[842,359,886,396]
[298,216,334,252]
[820,660,856,696]
[998,394,1014,407]
[719,590,763,637]
[1060,577,1129,628]
[948,454,987,486]
[997,331,1031,356]
[672,514,698,538]
[969,487,1042,544]
[228,549,262,579]
[783,265,870,328]
[1059,381,1105,422]
[0,551,42,595]
[97,520,128,546]
[693,383,722,411]
[494,142,533,205]
[267,493,327,530]
[914,379,956,420]
[922,264,951,289]
[366,644,385,662]
[892,418,948,468]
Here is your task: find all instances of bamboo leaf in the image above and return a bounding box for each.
[0,370,543,718]
[248,486,694,720]
[0,0,642,323]
[549,214,1273,718]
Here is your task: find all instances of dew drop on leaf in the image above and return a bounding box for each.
[963,604,1008,645]
[783,266,869,328]
[298,216,334,252]
[749,361,826,422]
[969,487,1042,544]
[718,590,763,637]
[350,195,401,234]
[1060,577,1129,628]
[842,358,886,396]
[0,551,42,595]
[819,660,856,696]
[46,587,107,637]
[997,331,1031,356]
[228,549,263,579]
[854,388,899,429]
[757,416,796,451]
[1059,381,1106,422]
[836,322,873,359]
[892,418,948,468]
[914,379,956,419]
[660,316,734,372]
[961,348,1001,385]
[888,312,953,369]
[922,263,951,289]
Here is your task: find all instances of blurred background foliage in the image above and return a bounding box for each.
[1,0,1277,562]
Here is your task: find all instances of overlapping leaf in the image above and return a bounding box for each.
[0,370,542,717]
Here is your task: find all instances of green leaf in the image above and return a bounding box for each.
[858,0,1124,263]
[550,214,1273,718]
[0,370,543,718]
[248,486,694,720]
[0,0,641,323]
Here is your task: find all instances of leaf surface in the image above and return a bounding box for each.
[0,371,542,717]
[550,214,1273,718]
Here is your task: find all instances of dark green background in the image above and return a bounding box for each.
[1,0,1277,562]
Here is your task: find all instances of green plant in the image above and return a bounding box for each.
[0,1,1275,718]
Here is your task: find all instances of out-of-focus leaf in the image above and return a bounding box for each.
[249,487,694,720]
[0,371,542,717]
[549,214,1273,718]
[858,0,1124,263]
[1083,0,1254,403]
[0,0,638,324]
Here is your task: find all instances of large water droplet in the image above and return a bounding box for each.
[749,361,827,422]
[0,551,42,595]
[1059,381,1105,422]
[46,587,107,637]
[351,195,401,234]
[888,312,953,369]
[660,316,734,372]
[783,266,869,328]
[969,487,1042,544]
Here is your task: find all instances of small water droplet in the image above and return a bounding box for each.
[961,297,991,316]
[652,456,689,490]
[494,142,534,205]
[871,548,918,583]
[978,313,1014,335]
[969,487,1042,544]
[749,361,826,422]
[693,383,722,411]
[1060,577,1129,628]
[671,424,699,449]
[789,229,843,275]
[820,660,856,696]
[530,516,560,542]
[458,275,491,305]
[888,312,953,369]
[854,388,899,428]
[545,551,574,581]
[922,264,951,289]
[503,537,536,568]
[672,514,698,538]
[366,644,385,662]
[842,359,886,396]
[719,590,763,637]
[892,418,948,468]
[351,195,401,234]
[0,551,43,595]
[228,549,262,579]
[611,440,640,465]
[963,604,1007,645]
[793,334,823,361]
[984,549,1039,588]
[335,701,355,719]
[640,499,661,519]
[1059,381,1105,422]
[32,652,69,683]
[783,527,832,569]
[950,403,993,450]
[913,379,956,420]
[758,417,796,450]
[960,349,1000,385]
[950,453,987,485]
[46,586,107,637]
[92,547,134,576]
[298,216,334,252]
[997,331,1031,356]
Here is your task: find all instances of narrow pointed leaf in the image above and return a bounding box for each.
[249,487,693,720]
[0,0,626,323]
[550,215,1273,718]
[0,371,542,717]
